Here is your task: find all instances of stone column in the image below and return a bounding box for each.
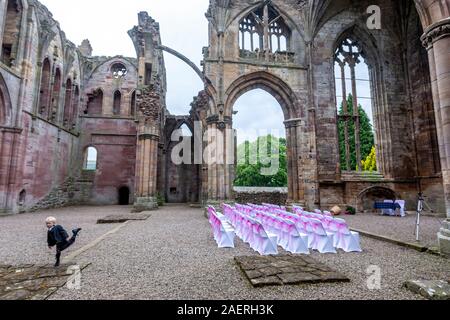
[0,128,22,214]
[421,18,450,255]
[133,87,161,212]
[284,118,311,207]
[205,116,234,206]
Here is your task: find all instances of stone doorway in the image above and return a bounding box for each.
[118,187,130,205]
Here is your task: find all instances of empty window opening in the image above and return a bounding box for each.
[113,91,121,116]
[71,85,79,128]
[1,0,21,67]
[84,147,98,170]
[334,37,375,172]
[130,91,136,116]
[39,58,51,116]
[239,4,290,53]
[63,79,72,127]
[111,63,128,79]
[50,68,62,120]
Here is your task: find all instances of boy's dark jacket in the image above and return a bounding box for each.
[47,225,69,247]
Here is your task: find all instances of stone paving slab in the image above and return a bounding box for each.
[404,280,450,300]
[97,213,151,224]
[0,263,90,300]
[235,255,350,288]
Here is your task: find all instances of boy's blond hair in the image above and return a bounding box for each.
[45,217,57,224]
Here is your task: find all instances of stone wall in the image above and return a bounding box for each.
[233,187,288,206]
[27,177,77,212]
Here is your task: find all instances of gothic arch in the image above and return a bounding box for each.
[224,71,299,120]
[332,24,380,68]
[356,186,399,212]
[63,78,73,127]
[1,0,24,67]
[38,57,51,116]
[164,117,195,143]
[0,73,12,124]
[87,56,138,79]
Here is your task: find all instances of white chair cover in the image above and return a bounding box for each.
[308,218,336,254]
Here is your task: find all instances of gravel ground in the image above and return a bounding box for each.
[0,206,128,265]
[342,212,445,248]
[46,205,449,300]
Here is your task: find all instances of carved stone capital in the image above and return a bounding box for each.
[138,133,160,141]
[421,19,450,49]
[284,118,303,129]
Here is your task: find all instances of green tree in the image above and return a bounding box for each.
[362,146,377,172]
[338,94,376,171]
[234,135,288,187]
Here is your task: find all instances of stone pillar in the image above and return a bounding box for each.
[133,87,161,212]
[421,18,450,255]
[205,116,234,206]
[0,128,21,214]
[284,118,317,208]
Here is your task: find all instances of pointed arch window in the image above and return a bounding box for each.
[130,91,136,117]
[0,88,5,124]
[63,79,72,128]
[1,0,22,67]
[71,85,79,128]
[39,58,51,116]
[84,147,98,170]
[50,68,62,121]
[334,37,376,172]
[239,4,290,54]
[113,90,121,116]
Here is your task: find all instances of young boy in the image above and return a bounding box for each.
[46,217,82,267]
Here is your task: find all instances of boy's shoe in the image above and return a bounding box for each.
[72,228,82,236]
[54,261,60,267]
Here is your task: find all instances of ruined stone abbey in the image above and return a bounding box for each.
[0,0,449,254]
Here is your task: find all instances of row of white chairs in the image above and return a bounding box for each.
[247,204,335,254]
[209,204,362,255]
[223,205,279,255]
[246,204,362,253]
[290,206,362,252]
[208,206,235,248]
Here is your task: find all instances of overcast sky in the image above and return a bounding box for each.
[39,0,373,145]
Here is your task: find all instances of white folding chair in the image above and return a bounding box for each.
[308,218,336,254]
[333,218,362,253]
[282,219,309,255]
[253,221,278,255]
[210,211,236,248]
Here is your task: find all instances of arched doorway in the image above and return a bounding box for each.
[118,186,130,205]
[223,71,306,205]
[357,187,398,213]
[233,89,287,187]
[164,120,199,204]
